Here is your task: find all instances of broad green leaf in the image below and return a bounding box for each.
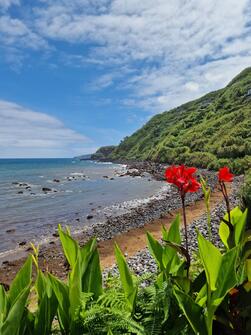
[195,284,207,307]
[219,221,230,249]
[247,259,251,281]
[1,286,30,335]
[69,256,81,317]
[211,247,238,308]
[114,243,137,313]
[8,255,32,306]
[81,248,103,299]
[162,216,182,273]
[34,271,58,335]
[0,285,7,327]
[146,232,164,270]
[172,276,190,294]
[174,288,207,335]
[234,209,247,245]
[48,274,70,332]
[163,214,181,244]
[58,225,79,268]
[198,232,222,291]
[80,238,97,278]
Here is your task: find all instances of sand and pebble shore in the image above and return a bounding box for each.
[0,161,243,285]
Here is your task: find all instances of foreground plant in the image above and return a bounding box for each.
[0,256,32,335]
[218,166,234,227]
[200,176,212,241]
[0,165,250,334]
[165,165,200,275]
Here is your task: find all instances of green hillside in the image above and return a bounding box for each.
[110,68,251,173]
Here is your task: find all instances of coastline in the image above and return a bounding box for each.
[0,163,242,285]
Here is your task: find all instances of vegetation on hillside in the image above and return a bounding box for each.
[91,146,116,161]
[107,68,251,173]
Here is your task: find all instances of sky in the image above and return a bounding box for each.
[0,0,251,158]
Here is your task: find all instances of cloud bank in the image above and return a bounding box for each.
[0,100,94,158]
[0,0,251,157]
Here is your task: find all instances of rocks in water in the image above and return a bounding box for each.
[52,232,59,238]
[19,241,27,246]
[53,179,60,183]
[103,175,109,179]
[42,187,52,192]
[6,229,15,234]
[86,215,94,220]
[17,191,23,194]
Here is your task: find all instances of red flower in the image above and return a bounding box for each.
[218,167,234,183]
[165,165,201,195]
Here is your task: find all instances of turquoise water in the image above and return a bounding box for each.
[0,159,163,254]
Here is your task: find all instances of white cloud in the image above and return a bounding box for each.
[1,0,251,112]
[0,0,19,10]
[0,15,48,50]
[0,100,93,158]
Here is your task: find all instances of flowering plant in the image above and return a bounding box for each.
[165,165,201,272]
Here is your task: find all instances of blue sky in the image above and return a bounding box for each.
[0,0,251,158]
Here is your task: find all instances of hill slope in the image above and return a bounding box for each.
[110,68,251,173]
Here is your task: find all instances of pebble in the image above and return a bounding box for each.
[103,177,242,279]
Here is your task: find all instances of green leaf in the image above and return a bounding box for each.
[146,232,164,270]
[219,221,230,249]
[34,271,58,335]
[1,286,30,335]
[197,232,222,291]
[114,243,137,313]
[81,248,103,299]
[80,238,98,278]
[58,225,79,268]
[174,288,207,334]
[234,209,247,245]
[48,274,70,333]
[8,255,32,306]
[247,259,251,282]
[164,214,181,244]
[0,285,7,327]
[211,247,238,307]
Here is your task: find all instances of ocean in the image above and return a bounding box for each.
[0,158,164,256]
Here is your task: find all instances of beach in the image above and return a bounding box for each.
[0,159,240,285]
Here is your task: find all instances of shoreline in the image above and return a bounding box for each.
[0,164,227,285]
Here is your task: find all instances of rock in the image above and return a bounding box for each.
[42,187,52,192]
[53,179,60,183]
[17,191,23,194]
[6,229,15,234]
[19,241,27,246]
[86,215,94,220]
[110,177,114,180]
[103,175,109,179]
[12,182,19,185]
[52,232,59,238]
[19,183,28,187]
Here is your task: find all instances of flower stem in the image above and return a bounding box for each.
[220,181,232,226]
[181,195,190,277]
